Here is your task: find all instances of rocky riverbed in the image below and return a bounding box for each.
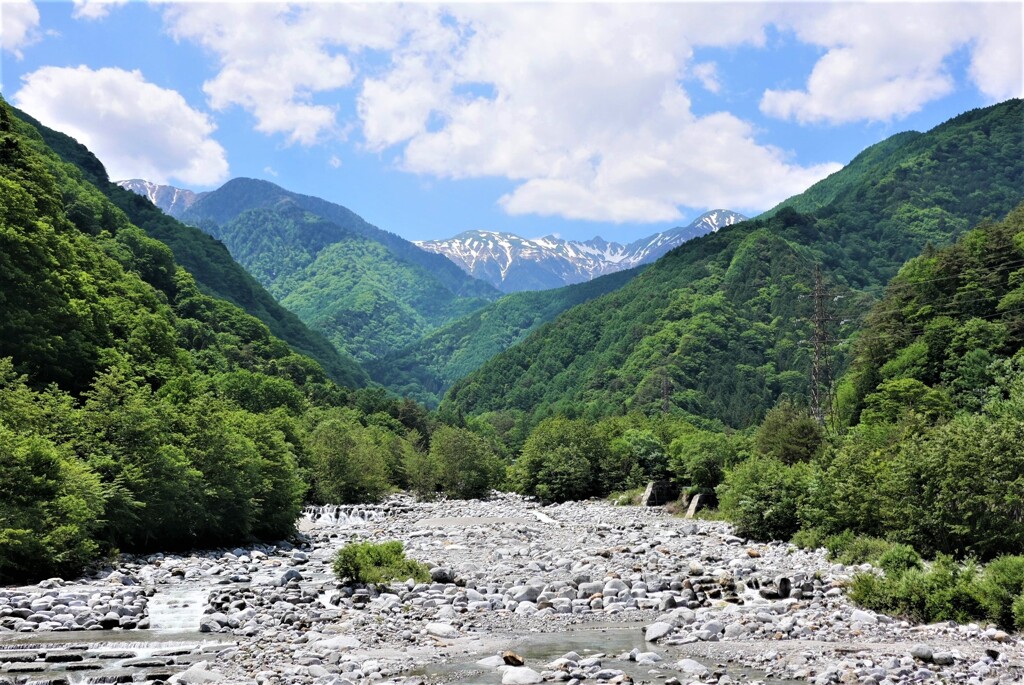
[1,494,1020,685]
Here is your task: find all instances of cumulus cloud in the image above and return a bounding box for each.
[162,3,412,145]
[1,0,40,59]
[71,0,129,21]
[357,4,826,221]
[158,3,1019,222]
[761,3,1023,124]
[14,66,229,186]
[691,62,721,94]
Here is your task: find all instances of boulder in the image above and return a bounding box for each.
[501,667,543,685]
[644,622,674,642]
[425,622,459,639]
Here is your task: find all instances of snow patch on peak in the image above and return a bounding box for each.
[418,209,747,293]
[116,179,203,218]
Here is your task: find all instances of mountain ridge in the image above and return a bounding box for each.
[416,210,745,292]
[13,107,369,388]
[442,99,1024,433]
[117,179,205,217]
[169,178,500,370]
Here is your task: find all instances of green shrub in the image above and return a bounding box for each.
[790,528,827,550]
[332,540,430,586]
[826,533,894,566]
[607,487,645,506]
[878,544,923,577]
[1012,592,1024,631]
[848,555,987,626]
[717,456,815,542]
[976,555,1024,629]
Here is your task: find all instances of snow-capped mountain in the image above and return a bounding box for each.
[416,210,746,292]
[116,179,204,218]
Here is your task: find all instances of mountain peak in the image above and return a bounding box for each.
[116,179,203,218]
[418,210,747,292]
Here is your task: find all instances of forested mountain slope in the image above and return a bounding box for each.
[444,99,1024,432]
[10,107,368,388]
[0,98,435,583]
[176,179,499,366]
[369,267,643,405]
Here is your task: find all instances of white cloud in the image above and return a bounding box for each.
[14,66,229,186]
[328,155,342,169]
[356,4,823,221]
[1,0,40,59]
[691,62,721,94]
[71,0,129,21]
[158,3,1020,223]
[761,3,1023,124]
[263,166,278,177]
[162,3,412,146]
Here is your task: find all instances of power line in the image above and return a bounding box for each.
[832,252,1024,297]
[804,303,1024,347]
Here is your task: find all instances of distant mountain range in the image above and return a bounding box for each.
[117,176,744,295]
[415,210,746,292]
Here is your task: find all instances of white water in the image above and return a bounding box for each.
[146,588,207,632]
[301,505,386,528]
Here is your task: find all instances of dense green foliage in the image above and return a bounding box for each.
[178,179,498,369]
[331,540,430,585]
[444,100,1024,438]
[0,99,435,583]
[10,107,367,389]
[371,268,641,405]
[714,204,1024,560]
[848,554,1024,631]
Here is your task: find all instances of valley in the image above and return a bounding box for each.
[3,8,1024,682]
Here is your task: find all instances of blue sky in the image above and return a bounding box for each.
[2,2,1021,243]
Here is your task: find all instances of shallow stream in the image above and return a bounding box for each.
[417,625,790,685]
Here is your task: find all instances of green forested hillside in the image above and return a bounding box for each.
[183,178,496,299]
[370,267,643,405]
[814,203,1024,557]
[444,100,1024,433]
[177,179,499,367]
[714,204,1024,563]
[185,199,494,364]
[0,99,432,583]
[11,107,368,388]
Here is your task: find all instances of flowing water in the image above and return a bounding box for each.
[416,626,791,685]
[145,588,208,633]
[0,586,232,684]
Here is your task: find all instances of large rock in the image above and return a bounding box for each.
[850,609,878,624]
[644,622,674,642]
[425,622,460,639]
[501,667,543,685]
[430,567,454,584]
[910,644,933,662]
[676,659,709,677]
